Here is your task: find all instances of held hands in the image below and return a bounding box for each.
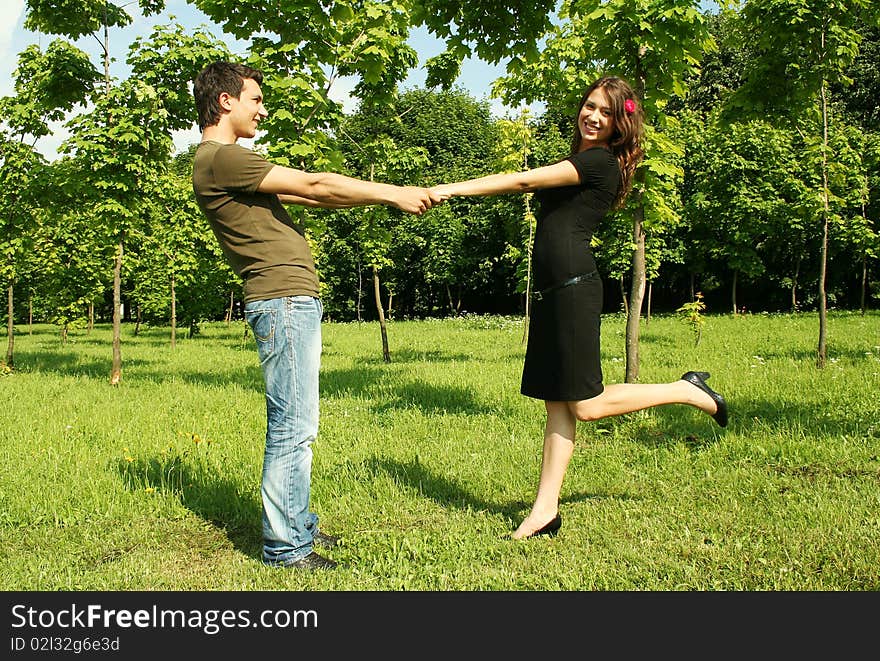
[394,186,446,215]
[429,185,454,202]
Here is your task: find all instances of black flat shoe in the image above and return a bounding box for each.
[526,514,562,539]
[681,371,728,428]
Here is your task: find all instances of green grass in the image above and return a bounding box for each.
[1,311,878,590]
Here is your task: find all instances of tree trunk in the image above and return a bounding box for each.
[28,295,32,335]
[791,257,800,312]
[817,78,829,369]
[110,237,123,385]
[357,258,363,323]
[226,289,234,324]
[5,282,13,368]
[689,272,695,302]
[625,205,646,383]
[134,304,141,336]
[646,280,652,326]
[87,302,94,334]
[170,273,177,349]
[619,274,628,316]
[624,57,649,384]
[731,271,738,315]
[860,202,868,316]
[62,323,68,346]
[373,265,390,363]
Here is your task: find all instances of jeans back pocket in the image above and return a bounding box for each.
[245,308,277,358]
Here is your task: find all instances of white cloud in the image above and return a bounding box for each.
[34,119,71,159]
[0,1,25,51]
[327,74,359,114]
[0,1,26,97]
[172,124,202,153]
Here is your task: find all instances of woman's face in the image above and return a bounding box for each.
[577,87,615,150]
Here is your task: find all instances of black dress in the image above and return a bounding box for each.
[520,146,621,402]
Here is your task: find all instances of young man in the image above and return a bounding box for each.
[192,61,439,570]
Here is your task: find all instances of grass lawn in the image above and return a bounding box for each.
[1,311,878,590]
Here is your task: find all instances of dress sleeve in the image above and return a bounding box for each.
[565,147,620,191]
[212,144,275,193]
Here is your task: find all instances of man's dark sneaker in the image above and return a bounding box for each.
[313,531,339,548]
[288,551,337,570]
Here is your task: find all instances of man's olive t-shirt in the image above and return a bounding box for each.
[192,141,319,303]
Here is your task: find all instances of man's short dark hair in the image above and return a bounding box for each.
[194,61,264,130]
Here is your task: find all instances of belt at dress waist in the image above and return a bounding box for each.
[532,270,598,301]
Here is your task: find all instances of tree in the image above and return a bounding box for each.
[726,0,879,367]
[685,117,808,313]
[31,160,110,343]
[0,39,97,367]
[24,0,168,383]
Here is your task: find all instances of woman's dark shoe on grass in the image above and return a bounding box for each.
[526,513,562,539]
[681,371,728,428]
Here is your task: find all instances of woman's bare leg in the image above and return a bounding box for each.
[571,379,718,422]
[512,401,576,539]
[512,379,720,539]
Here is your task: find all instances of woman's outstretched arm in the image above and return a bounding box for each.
[430,159,581,199]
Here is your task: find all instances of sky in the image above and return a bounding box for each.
[1,0,528,161]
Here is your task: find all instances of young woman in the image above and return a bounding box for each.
[431,76,728,540]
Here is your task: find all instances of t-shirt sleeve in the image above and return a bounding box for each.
[212,144,275,193]
[566,147,619,189]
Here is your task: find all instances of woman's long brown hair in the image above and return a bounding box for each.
[569,76,645,209]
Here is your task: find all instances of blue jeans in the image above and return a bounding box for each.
[244,295,323,566]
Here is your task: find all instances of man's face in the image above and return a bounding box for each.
[227,77,268,139]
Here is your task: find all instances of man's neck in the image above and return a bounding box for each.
[201,124,238,144]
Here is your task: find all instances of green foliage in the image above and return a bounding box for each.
[24,0,135,40]
[685,117,809,286]
[727,0,877,118]
[676,291,706,346]
[832,21,880,131]
[62,79,173,229]
[0,40,98,138]
[413,0,557,70]
[9,0,878,329]
[128,23,231,132]
[30,159,113,329]
[316,87,520,319]
[192,0,419,169]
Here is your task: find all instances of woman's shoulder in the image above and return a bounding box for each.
[566,146,619,184]
[568,145,617,166]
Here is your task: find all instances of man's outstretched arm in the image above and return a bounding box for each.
[259,166,441,214]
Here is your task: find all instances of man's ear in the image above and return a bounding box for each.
[218,91,233,111]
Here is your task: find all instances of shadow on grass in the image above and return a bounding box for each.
[13,349,151,379]
[358,348,478,364]
[319,365,385,397]
[371,382,504,416]
[116,455,262,561]
[321,366,512,416]
[756,345,878,362]
[365,455,637,524]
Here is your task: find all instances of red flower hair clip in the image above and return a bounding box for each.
[624,98,637,115]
